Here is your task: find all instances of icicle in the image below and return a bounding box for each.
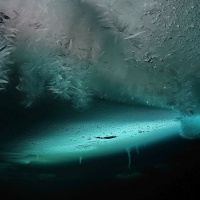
[126,147,131,170]
[79,156,82,165]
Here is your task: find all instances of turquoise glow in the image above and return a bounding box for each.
[1,102,182,165]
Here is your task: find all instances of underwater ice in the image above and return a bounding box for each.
[0,102,182,164]
[0,0,200,138]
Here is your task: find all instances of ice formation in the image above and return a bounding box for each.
[0,0,200,137]
[0,11,15,90]
[126,147,131,170]
[0,102,181,164]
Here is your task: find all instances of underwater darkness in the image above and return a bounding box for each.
[1,91,200,199]
[1,0,200,199]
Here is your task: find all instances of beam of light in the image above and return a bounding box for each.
[0,102,182,165]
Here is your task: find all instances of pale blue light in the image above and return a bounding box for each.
[2,102,182,165]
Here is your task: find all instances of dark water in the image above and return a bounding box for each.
[0,138,200,199]
[0,93,200,199]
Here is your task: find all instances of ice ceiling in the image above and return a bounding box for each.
[0,102,181,164]
[0,0,200,164]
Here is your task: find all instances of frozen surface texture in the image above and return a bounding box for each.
[0,102,181,164]
[0,0,200,112]
[0,11,15,90]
